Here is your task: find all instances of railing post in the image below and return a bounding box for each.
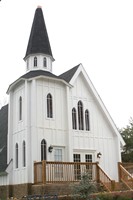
[42,160,46,184]
[96,162,100,183]
[34,162,37,184]
[118,162,122,182]
[111,180,115,191]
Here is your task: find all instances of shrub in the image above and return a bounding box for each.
[71,172,99,200]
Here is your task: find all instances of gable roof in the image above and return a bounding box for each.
[69,64,125,146]
[59,64,80,82]
[24,7,54,60]
[0,104,8,172]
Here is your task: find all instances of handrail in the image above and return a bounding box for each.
[118,162,133,190]
[96,164,115,192]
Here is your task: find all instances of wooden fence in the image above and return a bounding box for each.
[34,161,114,192]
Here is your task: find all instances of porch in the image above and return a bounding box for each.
[34,161,116,192]
[34,161,133,192]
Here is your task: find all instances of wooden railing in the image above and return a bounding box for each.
[118,162,133,190]
[96,164,115,191]
[34,161,114,192]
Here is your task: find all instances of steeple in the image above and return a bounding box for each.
[24,6,54,72]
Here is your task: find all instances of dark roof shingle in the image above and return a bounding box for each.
[59,64,80,82]
[24,7,54,59]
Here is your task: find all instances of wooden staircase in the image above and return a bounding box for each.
[117,162,133,191]
[97,162,133,192]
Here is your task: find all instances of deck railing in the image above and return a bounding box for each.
[34,161,114,192]
[96,164,115,191]
[118,162,133,190]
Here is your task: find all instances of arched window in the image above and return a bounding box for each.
[34,57,37,67]
[47,93,53,118]
[78,101,84,130]
[19,96,22,121]
[43,57,47,67]
[22,141,26,167]
[15,143,18,168]
[85,109,90,131]
[41,139,47,161]
[72,108,77,129]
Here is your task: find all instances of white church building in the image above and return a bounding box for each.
[0,6,125,198]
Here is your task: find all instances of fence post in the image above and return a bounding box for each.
[111,180,115,191]
[42,160,46,184]
[118,162,122,182]
[96,162,100,183]
[34,162,37,184]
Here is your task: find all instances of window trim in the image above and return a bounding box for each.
[85,109,90,131]
[43,57,47,68]
[19,96,22,121]
[72,108,77,130]
[22,141,26,167]
[34,56,37,67]
[15,143,18,169]
[47,93,53,118]
[41,139,47,161]
[78,101,84,130]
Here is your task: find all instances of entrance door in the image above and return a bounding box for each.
[85,154,93,180]
[73,152,94,180]
[54,148,63,178]
[73,154,81,180]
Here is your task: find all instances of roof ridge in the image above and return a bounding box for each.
[59,64,80,83]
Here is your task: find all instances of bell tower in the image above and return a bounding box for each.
[24,6,54,72]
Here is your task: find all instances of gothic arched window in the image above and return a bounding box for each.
[22,141,26,167]
[85,109,90,131]
[78,101,84,130]
[15,143,18,168]
[41,139,47,161]
[19,96,22,121]
[47,93,53,118]
[43,57,47,67]
[34,57,37,67]
[72,108,77,129]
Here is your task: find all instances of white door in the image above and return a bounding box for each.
[73,152,94,180]
[54,148,64,179]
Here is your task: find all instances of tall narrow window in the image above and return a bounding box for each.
[41,139,47,161]
[19,96,22,121]
[34,57,37,67]
[43,57,47,67]
[72,108,77,129]
[78,101,84,130]
[15,143,18,168]
[47,93,53,118]
[23,141,26,167]
[85,109,90,131]
[73,154,81,180]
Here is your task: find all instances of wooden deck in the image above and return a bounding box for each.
[34,161,115,192]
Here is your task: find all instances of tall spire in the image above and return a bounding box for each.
[24,7,54,60]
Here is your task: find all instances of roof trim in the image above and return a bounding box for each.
[7,70,72,94]
[70,64,125,146]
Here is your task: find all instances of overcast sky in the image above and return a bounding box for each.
[0,0,133,129]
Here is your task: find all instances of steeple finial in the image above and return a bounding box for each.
[24,7,54,60]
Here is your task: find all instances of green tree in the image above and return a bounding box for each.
[120,118,133,162]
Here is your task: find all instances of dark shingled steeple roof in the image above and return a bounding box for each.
[24,7,54,60]
[0,105,8,172]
